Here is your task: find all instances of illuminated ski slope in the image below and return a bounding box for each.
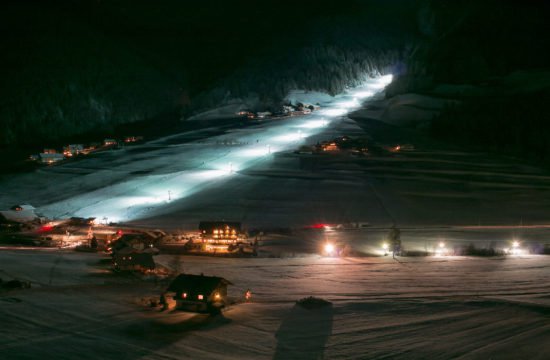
[39,76,393,222]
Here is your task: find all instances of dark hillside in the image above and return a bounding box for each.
[0,0,421,147]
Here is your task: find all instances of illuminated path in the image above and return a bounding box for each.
[38,76,393,223]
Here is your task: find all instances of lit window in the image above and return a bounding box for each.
[214,293,220,300]
[198,294,204,300]
[182,293,187,299]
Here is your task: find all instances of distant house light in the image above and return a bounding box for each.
[182,292,187,299]
[198,294,204,300]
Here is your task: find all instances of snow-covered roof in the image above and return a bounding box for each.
[0,207,38,222]
[11,204,35,210]
[167,274,232,295]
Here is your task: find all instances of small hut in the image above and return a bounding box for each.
[167,274,232,312]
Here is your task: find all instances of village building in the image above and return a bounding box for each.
[123,136,143,143]
[112,252,155,272]
[236,109,252,116]
[63,144,84,157]
[103,138,118,147]
[321,142,339,152]
[282,105,295,114]
[111,233,158,254]
[199,221,242,240]
[167,273,232,312]
[196,221,246,252]
[0,204,40,223]
[38,153,65,164]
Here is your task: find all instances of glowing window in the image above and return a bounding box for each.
[182,293,187,299]
[198,294,204,300]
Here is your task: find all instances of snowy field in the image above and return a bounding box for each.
[0,250,548,359]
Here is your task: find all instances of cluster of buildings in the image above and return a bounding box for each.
[237,102,321,120]
[295,135,370,156]
[0,210,250,313]
[29,136,143,165]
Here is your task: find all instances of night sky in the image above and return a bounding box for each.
[1,0,549,165]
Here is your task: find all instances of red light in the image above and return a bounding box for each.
[116,230,123,236]
[306,223,327,229]
[39,225,53,232]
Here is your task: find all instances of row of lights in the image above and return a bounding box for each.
[381,241,525,256]
[324,240,526,257]
[181,292,221,301]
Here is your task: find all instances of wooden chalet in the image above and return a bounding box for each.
[167,274,232,312]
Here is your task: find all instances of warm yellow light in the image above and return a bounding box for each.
[324,243,335,254]
[382,243,389,250]
[512,241,519,248]
[439,242,445,248]
[214,293,220,300]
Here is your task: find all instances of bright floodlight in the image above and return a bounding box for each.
[439,242,445,248]
[354,90,374,99]
[193,169,228,179]
[239,147,271,157]
[320,108,347,117]
[272,133,302,143]
[368,82,386,89]
[379,74,393,85]
[324,243,335,255]
[382,243,389,250]
[335,98,359,109]
[512,241,519,248]
[297,119,329,129]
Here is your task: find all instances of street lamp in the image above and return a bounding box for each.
[324,243,335,256]
[382,242,389,256]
